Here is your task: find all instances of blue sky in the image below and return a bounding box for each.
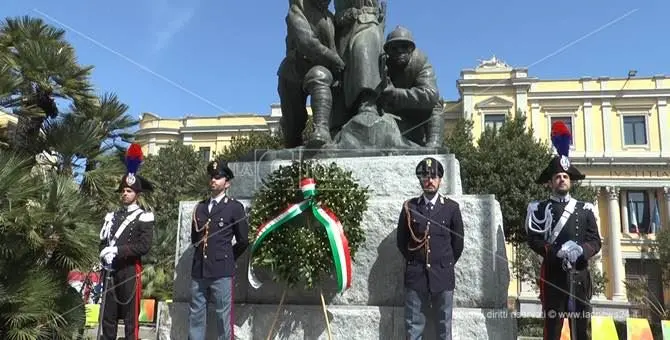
[4,1,667,120]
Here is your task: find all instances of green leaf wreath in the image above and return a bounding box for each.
[248,160,369,290]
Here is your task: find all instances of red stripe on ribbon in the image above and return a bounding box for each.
[322,206,352,289]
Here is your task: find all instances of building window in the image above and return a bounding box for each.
[550,116,574,145]
[484,114,505,131]
[199,147,211,162]
[627,190,650,234]
[623,116,647,145]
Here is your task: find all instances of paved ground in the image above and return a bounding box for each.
[84,325,156,339]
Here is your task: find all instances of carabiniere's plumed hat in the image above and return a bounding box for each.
[117,143,154,193]
[415,157,444,178]
[535,121,586,184]
[207,159,234,180]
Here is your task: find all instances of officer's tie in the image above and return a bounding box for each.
[209,199,219,213]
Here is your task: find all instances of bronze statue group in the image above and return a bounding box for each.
[95,1,601,338]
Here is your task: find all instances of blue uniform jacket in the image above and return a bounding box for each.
[396,194,464,293]
[191,196,249,279]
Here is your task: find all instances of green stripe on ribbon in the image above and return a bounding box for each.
[248,177,352,293]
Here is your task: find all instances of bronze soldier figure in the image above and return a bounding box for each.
[379,26,444,147]
[333,0,385,119]
[396,157,464,340]
[278,0,345,148]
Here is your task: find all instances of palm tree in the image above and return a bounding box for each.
[0,16,95,155]
[0,150,100,340]
[0,15,138,339]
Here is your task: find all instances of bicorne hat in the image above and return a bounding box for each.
[117,143,154,193]
[207,159,234,180]
[535,121,586,184]
[415,157,444,178]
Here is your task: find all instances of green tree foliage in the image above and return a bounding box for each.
[444,113,603,291]
[139,141,209,300]
[0,15,136,338]
[217,131,283,162]
[0,151,99,340]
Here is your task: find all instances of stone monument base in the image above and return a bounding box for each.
[158,302,516,340]
[167,153,515,340]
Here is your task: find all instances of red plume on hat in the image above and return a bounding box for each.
[125,143,144,175]
[550,121,571,158]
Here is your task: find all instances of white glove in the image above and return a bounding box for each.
[99,246,118,265]
[565,244,583,263]
[556,240,577,258]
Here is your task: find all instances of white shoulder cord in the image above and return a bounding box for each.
[525,201,553,241]
[99,212,115,240]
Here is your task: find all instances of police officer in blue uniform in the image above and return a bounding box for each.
[188,160,249,340]
[526,153,602,340]
[396,157,465,340]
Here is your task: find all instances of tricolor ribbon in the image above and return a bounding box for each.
[247,178,353,293]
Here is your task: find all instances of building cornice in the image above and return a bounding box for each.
[136,127,180,136]
[570,156,670,166]
[180,125,269,133]
[529,88,670,100]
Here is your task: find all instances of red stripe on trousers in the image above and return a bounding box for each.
[540,261,547,340]
[230,277,234,340]
[135,261,141,340]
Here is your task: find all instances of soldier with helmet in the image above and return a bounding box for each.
[379,26,444,148]
[188,159,249,340]
[98,143,155,340]
[396,157,464,340]
[277,0,345,148]
[526,121,602,340]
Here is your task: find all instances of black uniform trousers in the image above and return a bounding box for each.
[540,262,592,340]
[101,261,142,340]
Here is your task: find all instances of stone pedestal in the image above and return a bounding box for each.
[161,153,515,339]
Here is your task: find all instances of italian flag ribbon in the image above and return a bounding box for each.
[247,178,353,293]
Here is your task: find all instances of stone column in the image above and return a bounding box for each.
[664,187,670,229]
[620,190,629,235]
[606,186,626,300]
[601,100,612,157]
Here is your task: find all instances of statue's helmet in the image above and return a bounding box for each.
[384,26,416,52]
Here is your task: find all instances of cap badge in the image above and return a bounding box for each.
[426,159,432,167]
[126,173,136,186]
[212,161,218,170]
[559,156,570,171]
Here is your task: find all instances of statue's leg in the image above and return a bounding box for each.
[425,103,445,148]
[396,116,427,147]
[343,23,383,116]
[278,76,308,148]
[303,66,334,147]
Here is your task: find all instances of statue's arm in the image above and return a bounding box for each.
[390,61,439,110]
[287,5,343,71]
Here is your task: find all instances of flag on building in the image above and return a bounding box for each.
[650,198,661,234]
[629,200,639,234]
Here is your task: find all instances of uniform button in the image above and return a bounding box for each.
[427,222,431,225]
[426,264,431,268]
